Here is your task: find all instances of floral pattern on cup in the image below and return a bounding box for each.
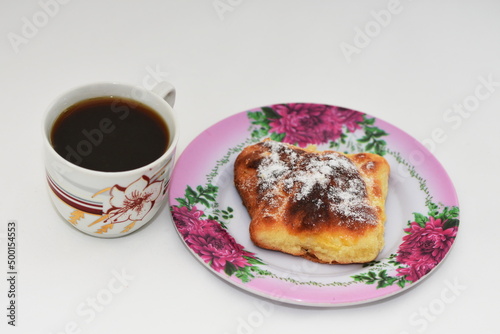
[49,171,168,235]
[89,174,167,235]
[106,176,163,225]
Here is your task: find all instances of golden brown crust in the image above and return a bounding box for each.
[234,140,390,264]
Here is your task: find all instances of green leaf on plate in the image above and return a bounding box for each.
[262,106,281,119]
[413,212,428,226]
[270,132,286,142]
[224,262,238,276]
[443,218,460,230]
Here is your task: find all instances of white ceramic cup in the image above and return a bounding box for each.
[43,81,178,238]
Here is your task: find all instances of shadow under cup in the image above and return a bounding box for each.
[43,82,178,238]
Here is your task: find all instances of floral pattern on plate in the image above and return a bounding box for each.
[168,103,460,306]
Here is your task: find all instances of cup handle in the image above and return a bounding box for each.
[151,81,176,107]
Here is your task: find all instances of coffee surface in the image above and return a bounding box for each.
[51,96,169,172]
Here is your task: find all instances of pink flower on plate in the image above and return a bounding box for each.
[185,219,253,273]
[106,176,163,224]
[171,205,255,273]
[171,206,205,237]
[395,258,437,283]
[269,103,364,147]
[396,217,457,282]
[332,107,365,133]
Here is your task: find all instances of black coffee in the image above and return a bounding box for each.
[51,96,169,172]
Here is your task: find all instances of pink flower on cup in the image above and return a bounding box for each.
[106,176,163,224]
[269,103,364,147]
[396,217,457,282]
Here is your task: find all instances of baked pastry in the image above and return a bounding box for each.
[234,140,390,264]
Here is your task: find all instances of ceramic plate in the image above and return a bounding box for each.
[168,103,460,306]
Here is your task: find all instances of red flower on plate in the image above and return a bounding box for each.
[186,222,253,272]
[172,206,254,273]
[396,217,457,282]
[269,103,364,147]
[171,205,205,237]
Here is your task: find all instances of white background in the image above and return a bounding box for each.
[1,0,499,333]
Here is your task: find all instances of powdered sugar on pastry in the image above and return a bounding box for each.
[234,139,390,264]
[256,140,376,225]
